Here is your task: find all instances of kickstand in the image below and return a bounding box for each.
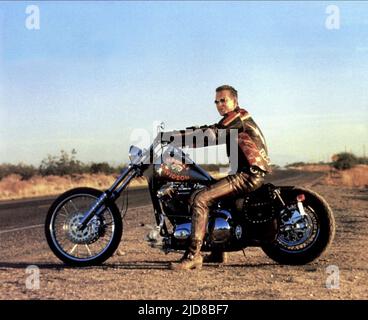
[241,249,247,260]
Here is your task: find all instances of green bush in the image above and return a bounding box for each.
[90,162,115,174]
[39,149,87,176]
[331,152,358,170]
[0,149,131,180]
[0,163,37,180]
[357,157,368,165]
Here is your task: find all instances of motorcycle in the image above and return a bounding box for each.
[45,125,335,267]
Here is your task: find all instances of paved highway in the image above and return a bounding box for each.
[0,170,324,234]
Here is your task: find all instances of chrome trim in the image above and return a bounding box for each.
[115,171,137,194]
[108,165,133,191]
[77,192,107,229]
[129,145,143,164]
[210,218,231,243]
[297,201,307,217]
[235,225,243,240]
[212,209,232,221]
[173,223,192,240]
[278,207,315,248]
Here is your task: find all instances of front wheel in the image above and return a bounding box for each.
[45,187,122,266]
[262,187,335,265]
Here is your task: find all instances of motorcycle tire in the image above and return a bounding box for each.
[262,187,335,265]
[45,187,122,267]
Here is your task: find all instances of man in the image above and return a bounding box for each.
[165,85,271,270]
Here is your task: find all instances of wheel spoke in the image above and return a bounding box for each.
[49,192,118,262]
[63,206,70,215]
[69,244,78,254]
[85,244,92,257]
[69,199,79,213]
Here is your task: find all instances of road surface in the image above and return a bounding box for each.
[1,170,367,299]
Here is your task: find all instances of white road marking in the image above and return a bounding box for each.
[38,204,50,209]
[0,224,43,235]
[127,205,152,210]
[0,205,152,235]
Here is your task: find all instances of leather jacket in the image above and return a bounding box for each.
[163,107,271,173]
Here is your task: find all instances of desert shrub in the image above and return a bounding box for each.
[357,157,368,165]
[0,163,37,180]
[331,152,358,170]
[90,162,115,174]
[0,164,15,180]
[39,149,87,176]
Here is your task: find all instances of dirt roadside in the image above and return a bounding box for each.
[0,181,367,300]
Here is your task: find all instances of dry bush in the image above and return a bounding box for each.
[324,165,368,188]
[0,174,146,201]
[0,171,228,201]
[291,164,331,172]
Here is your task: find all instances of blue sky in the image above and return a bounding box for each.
[0,1,367,166]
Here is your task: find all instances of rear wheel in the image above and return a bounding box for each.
[45,187,122,266]
[262,187,335,265]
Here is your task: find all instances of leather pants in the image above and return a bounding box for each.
[187,170,265,256]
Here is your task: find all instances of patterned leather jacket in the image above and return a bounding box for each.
[164,107,271,174]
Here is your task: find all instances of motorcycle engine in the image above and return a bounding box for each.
[157,182,205,223]
[171,210,232,249]
[157,182,204,199]
[158,183,232,247]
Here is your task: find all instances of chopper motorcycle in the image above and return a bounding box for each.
[45,127,335,267]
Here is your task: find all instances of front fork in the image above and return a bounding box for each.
[77,165,137,230]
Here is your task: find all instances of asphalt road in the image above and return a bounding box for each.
[0,187,152,234]
[4,169,367,300]
[0,170,324,234]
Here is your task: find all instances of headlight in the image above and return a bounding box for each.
[129,145,142,163]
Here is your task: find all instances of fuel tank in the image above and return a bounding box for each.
[153,162,212,182]
[153,146,214,183]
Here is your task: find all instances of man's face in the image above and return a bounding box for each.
[214,90,238,116]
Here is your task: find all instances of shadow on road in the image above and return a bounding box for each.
[0,260,279,270]
[102,260,281,270]
[0,262,71,269]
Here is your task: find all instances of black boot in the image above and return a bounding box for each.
[170,240,203,270]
